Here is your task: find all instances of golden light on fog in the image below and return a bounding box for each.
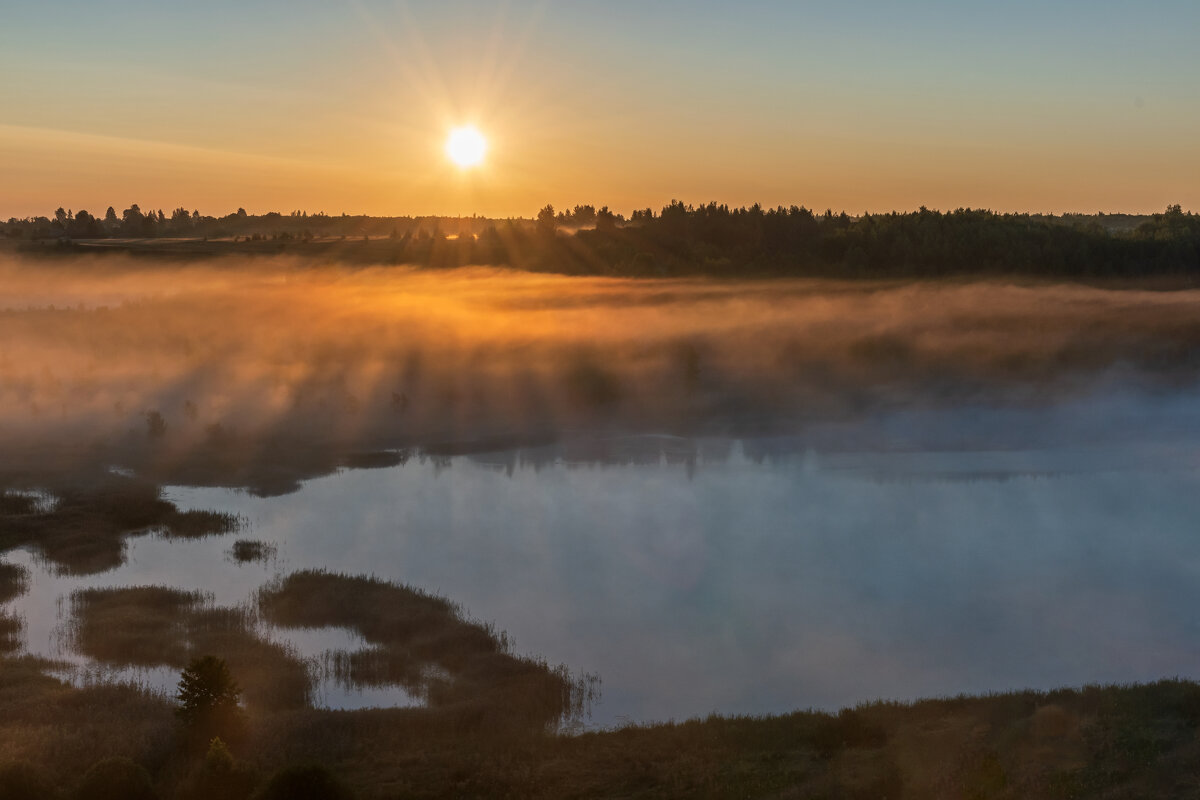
[446,126,487,168]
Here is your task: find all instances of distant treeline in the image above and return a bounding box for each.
[7,202,1200,278]
[2,204,497,241]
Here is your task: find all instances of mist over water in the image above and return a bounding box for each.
[6,254,1200,482]
[6,254,1200,724]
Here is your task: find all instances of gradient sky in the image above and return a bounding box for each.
[3,1,1198,218]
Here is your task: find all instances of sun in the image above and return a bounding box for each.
[446,126,487,168]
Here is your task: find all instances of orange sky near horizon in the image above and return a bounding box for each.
[3,2,1198,220]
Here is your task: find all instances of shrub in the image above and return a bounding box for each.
[0,760,59,799]
[73,758,155,800]
[256,764,354,800]
[176,737,257,800]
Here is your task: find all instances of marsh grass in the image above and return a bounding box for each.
[2,642,1200,797]
[69,586,205,666]
[0,614,21,655]
[0,492,41,516]
[0,477,241,575]
[257,570,597,729]
[0,561,29,604]
[0,562,30,657]
[159,509,245,539]
[0,655,173,790]
[67,586,311,711]
[236,680,1200,799]
[226,540,277,566]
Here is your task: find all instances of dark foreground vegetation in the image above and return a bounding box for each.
[7,202,1200,280]
[4,209,1200,795]
[2,475,1200,797]
[2,647,1200,799]
[0,478,240,575]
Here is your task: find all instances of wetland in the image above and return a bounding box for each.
[5,251,1200,797]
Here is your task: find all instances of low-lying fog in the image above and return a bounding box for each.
[6,254,1200,723]
[5,254,1200,480]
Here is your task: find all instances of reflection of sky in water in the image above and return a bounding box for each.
[0,543,417,711]
[6,393,1200,725]
[158,435,1200,726]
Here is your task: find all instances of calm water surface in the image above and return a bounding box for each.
[7,394,1200,726]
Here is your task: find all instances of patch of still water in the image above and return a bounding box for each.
[6,395,1200,725]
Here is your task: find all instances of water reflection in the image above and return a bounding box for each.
[152,431,1200,726]
[0,543,419,711]
[6,413,1200,726]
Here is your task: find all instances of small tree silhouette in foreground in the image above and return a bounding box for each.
[176,655,246,747]
[177,737,257,800]
[258,764,354,800]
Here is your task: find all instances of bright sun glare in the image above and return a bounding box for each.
[446,126,487,168]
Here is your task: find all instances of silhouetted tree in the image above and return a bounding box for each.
[121,204,144,236]
[596,206,617,232]
[144,410,167,440]
[536,204,557,235]
[170,207,192,232]
[571,204,596,226]
[176,655,245,745]
[67,210,102,238]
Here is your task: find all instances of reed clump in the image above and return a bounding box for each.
[68,586,310,711]
[0,477,240,575]
[257,570,596,730]
[0,561,28,604]
[227,540,277,565]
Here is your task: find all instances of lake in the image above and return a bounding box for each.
[6,388,1200,727]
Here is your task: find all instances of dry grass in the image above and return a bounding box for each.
[0,561,28,604]
[258,570,595,730]
[0,476,241,575]
[160,508,244,539]
[0,656,174,790]
[0,615,21,655]
[0,492,40,516]
[3,615,1200,798]
[227,539,276,565]
[69,586,205,666]
[243,680,1200,799]
[67,585,310,712]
